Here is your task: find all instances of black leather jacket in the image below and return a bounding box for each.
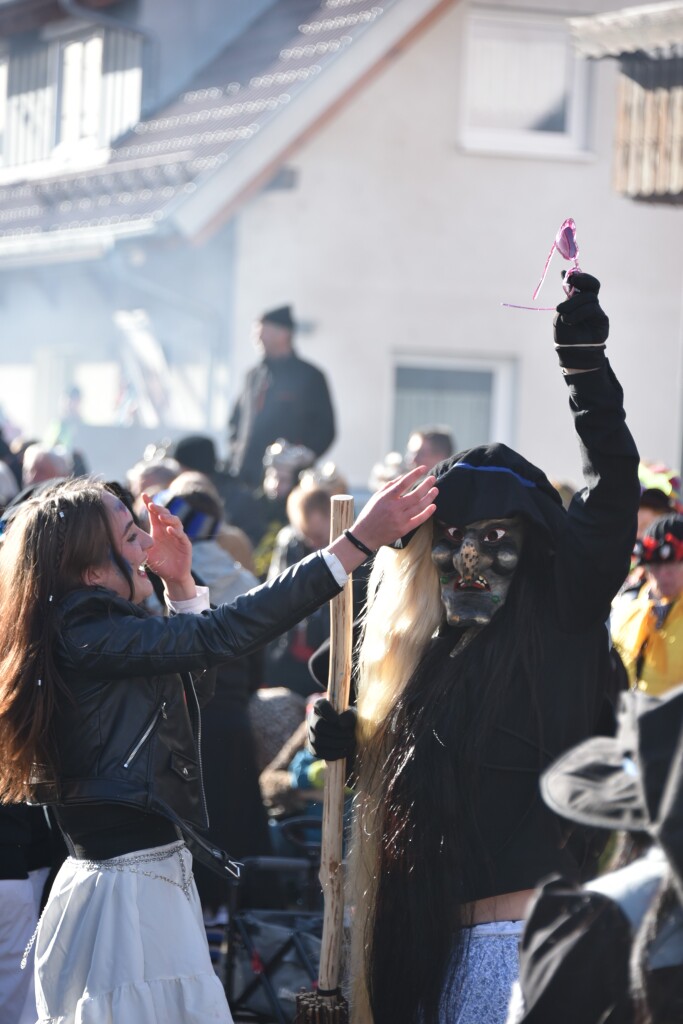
[30,551,341,874]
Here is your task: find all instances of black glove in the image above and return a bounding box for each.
[553,272,608,370]
[307,698,357,761]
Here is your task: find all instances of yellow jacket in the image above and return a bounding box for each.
[611,588,683,695]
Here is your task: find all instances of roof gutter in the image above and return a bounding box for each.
[0,218,155,266]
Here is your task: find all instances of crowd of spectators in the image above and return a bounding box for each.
[3,309,683,1022]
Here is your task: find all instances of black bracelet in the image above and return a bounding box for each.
[343,528,375,560]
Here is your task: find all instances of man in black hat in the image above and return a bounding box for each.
[227,305,336,490]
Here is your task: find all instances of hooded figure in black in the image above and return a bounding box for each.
[309,273,640,1024]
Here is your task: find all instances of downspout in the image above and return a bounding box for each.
[56,0,159,110]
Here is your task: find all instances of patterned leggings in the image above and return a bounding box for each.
[438,920,523,1024]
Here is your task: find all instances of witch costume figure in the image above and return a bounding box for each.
[309,271,640,1024]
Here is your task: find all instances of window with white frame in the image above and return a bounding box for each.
[460,8,591,158]
[1,28,141,172]
[56,29,142,152]
[58,34,104,149]
[392,358,516,455]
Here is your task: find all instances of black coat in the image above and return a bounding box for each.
[449,363,641,900]
[367,362,640,904]
[228,352,335,487]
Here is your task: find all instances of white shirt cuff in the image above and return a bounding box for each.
[322,549,349,588]
[165,584,211,615]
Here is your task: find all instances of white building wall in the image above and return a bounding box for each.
[232,1,683,491]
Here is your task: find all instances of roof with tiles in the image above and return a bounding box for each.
[0,0,410,257]
[570,1,683,59]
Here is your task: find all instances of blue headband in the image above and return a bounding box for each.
[450,463,538,489]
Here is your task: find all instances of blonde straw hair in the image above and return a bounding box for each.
[347,521,443,1022]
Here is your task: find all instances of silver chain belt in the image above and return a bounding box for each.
[74,840,193,897]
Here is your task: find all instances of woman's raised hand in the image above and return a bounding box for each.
[328,467,437,574]
[351,466,437,550]
[142,494,196,601]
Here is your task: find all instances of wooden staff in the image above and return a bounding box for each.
[295,494,354,1024]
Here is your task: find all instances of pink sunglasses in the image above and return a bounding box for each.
[503,217,581,311]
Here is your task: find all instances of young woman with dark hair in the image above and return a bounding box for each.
[0,469,436,1024]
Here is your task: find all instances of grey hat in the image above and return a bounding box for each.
[541,685,683,904]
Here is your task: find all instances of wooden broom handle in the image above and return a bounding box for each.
[318,494,354,996]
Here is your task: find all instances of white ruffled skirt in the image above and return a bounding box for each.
[33,840,233,1024]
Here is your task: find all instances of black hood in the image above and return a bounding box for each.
[395,443,567,548]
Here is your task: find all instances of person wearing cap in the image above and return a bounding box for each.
[617,461,683,596]
[611,513,683,696]
[507,684,683,1023]
[170,433,266,550]
[308,272,640,1024]
[227,306,336,490]
[637,461,682,539]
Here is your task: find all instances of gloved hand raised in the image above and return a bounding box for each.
[307,698,357,761]
[554,272,609,370]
